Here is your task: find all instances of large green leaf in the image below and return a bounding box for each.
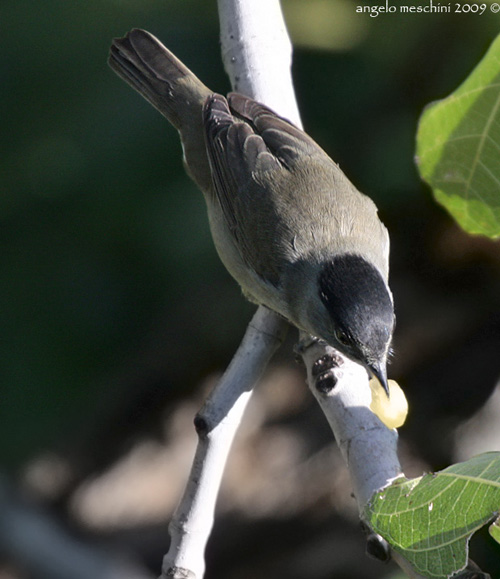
[364,453,500,578]
[416,35,500,238]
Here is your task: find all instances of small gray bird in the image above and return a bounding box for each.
[109,29,394,393]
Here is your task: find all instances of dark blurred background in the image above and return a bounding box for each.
[2,1,500,577]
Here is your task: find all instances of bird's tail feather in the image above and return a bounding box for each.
[109,28,210,131]
[109,28,214,192]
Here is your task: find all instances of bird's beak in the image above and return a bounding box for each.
[369,361,390,398]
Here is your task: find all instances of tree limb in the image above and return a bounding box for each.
[161,0,406,577]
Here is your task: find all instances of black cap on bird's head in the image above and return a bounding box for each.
[318,254,394,395]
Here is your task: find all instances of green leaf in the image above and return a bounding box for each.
[416,35,500,238]
[364,452,500,578]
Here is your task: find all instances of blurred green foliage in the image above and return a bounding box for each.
[2,0,500,476]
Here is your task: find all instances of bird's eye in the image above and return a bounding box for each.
[335,329,350,346]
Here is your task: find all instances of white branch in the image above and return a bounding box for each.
[218,0,301,126]
[161,0,406,577]
[161,308,287,578]
[218,0,407,571]
[299,338,402,510]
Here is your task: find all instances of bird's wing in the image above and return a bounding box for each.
[203,93,331,286]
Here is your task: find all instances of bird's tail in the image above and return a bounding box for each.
[109,28,211,129]
[109,29,213,191]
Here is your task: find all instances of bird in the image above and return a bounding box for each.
[108,28,395,394]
